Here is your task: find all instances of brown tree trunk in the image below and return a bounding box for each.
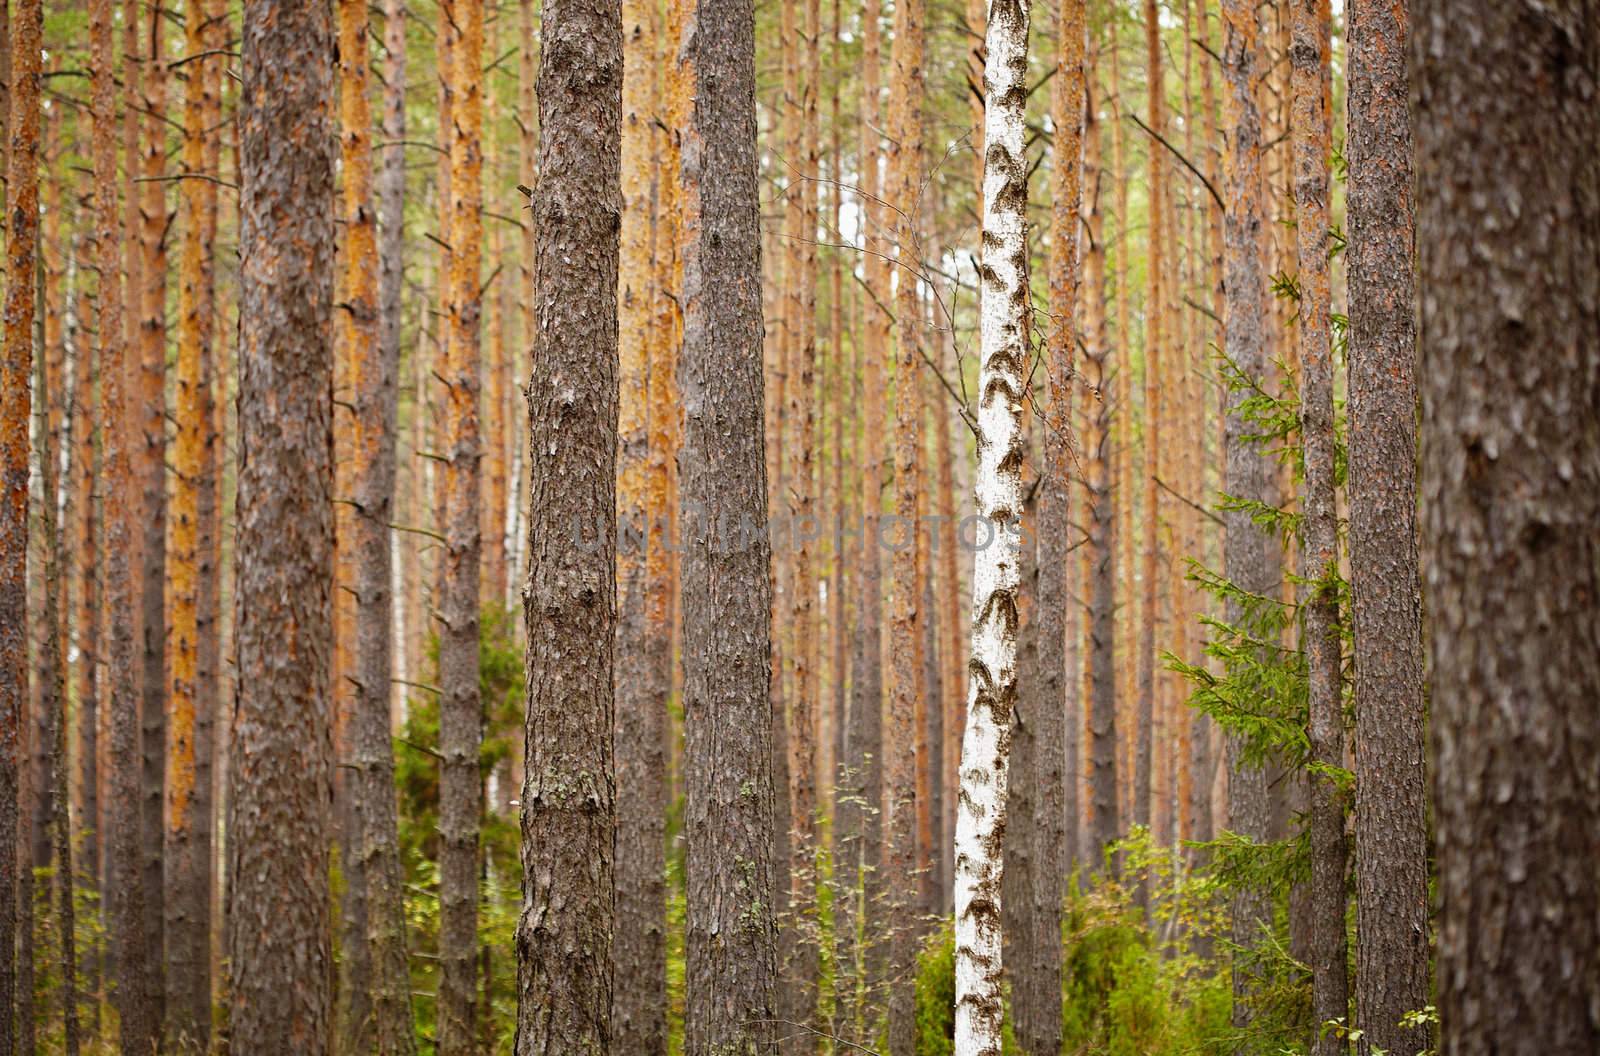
[1289,1,1348,1049]
[0,3,37,1049]
[516,0,621,1052]
[35,248,80,1055]
[676,0,778,1050]
[1414,4,1600,1054]
[338,0,418,1047]
[1189,0,1222,858]
[1346,0,1428,1051]
[1013,0,1083,1051]
[437,0,485,1048]
[854,0,888,1018]
[137,8,171,1034]
[1080,41,1112,885]
[0,4,37,1036]
[1135,0,1164,853]
[94,0,154,1043]
[1099,31,1128,862]
[884,0,925,1047]
[1220,0,1276,1042]
[229,0,338,1044]
[615,0,669,1048]
[165,0,221,1042]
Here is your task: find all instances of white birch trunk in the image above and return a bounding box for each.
[954,2,1031,1053]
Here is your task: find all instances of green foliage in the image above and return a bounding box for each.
[396,601,526,1053]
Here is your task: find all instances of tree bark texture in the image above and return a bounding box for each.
[1289,1,1348,1050]
[615,0,669,1049]
[677,0,778,1051]
[1220,0,1276,1042]
[954,2,1030,1053]
[885,0,926,1046]
[516,0,622,1053]
[1414,4,1600,1054]
[1347,0,1428,1050]
[229,0,338,1045]
[0,1,37,1049]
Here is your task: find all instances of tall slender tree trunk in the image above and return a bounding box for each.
[229,0,337,1044]
[1080,52,1112,884]
[955,2,1030,1053]
[855,0,888,1015]
[1098,30,1128,862]
[884,0,926,1046]
[94,0,153,1043]
[1346,0,1427,1050]
[615,0,669,1048]
[165,0,221,1040]
[780,0,823,1037]
[1414,5,1599,1054]
[1135,0,1165,852]
[1219,0,1275,1042]
[437,0,485,1047]
[35,252,81,1055]
[1289,1,1348,1049]
[137,6,170,1037]
[1189,0,1221,858]
[1013,0,1082,1050]
[516,0,621,1052]
[335,0,418,1047]
[0,4,38,1044]
[677,0,778,1050]
[73,227,102,983]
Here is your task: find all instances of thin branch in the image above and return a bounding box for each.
[132,172,238,190]
[1127,112,1224,211]
[1154,474,1224,527]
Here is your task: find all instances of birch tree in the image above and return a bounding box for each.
[955,2,1030,1053]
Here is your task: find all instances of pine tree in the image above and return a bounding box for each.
[516,0,622,1051]
[1346,0,1427,1049]
[676,0,778,1049]
[1414,4,1600,1053]
[229,0,338,1045]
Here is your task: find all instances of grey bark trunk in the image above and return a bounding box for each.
[1346,1,1428,1051]
[515,0,622,1052]
[229,0,338,1045]
[1414,4,1600,1054]
[677,0,779,1051]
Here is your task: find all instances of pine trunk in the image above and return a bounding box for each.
[855,0,888,1016]
[677,0,779,1050]
[165,0,221,1041]
[1414,4,1600,1054]
[885,0,926,1045]
[1346,0,1427,1050]
[438,0,485,1048]
[516,0,622,1051]
[94,0,154,1041]
[0,6,38,1042]
[229,0,338,1044]
[1219,0,1275,1041]
[1289,1,1348,1049]
[615,0,669,1047]
[137,9,170,1037]
[337,0,418,1047]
